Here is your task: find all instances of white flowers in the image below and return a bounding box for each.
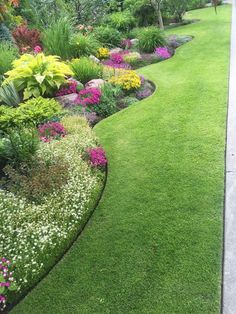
[0,116,104,295]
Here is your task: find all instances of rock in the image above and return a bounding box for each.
[85,79,105,89]
[55,93,78,108]
[89,55,100,63]
[109,48,123,54]
[130,39,139,46]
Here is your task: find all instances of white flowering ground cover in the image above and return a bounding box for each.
[0,115,105,306]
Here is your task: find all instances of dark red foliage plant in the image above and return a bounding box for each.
[12,23,41,52]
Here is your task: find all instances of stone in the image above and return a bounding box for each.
[89,55,100,63]
[85,79,105,89]
[55,93,78,108]
[130,38,139,46]
[109,47,123,54]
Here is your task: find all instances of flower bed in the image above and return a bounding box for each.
[0,115,106,309]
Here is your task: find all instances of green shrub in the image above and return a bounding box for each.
[4,53,73,100]
[42,17,75,60]
[137,26,166,53]
[105,10,136,32]
[0,128,40,166]
[70,57,102,84]
[0,23,13,42]
[71,34,100,57]
[0,41,19,82]
[93,26,122,48]
[0,82,21,107]
[93,83,121,118]
[0,97,62,131]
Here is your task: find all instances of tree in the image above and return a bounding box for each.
[150,0,164,29]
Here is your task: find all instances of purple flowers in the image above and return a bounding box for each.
[110,53,124,64]
[56,81,77,96]
[155,47,171,59]
[102,60,131,69]
[38,122,67,142]
[76,88,101,106]
[87,147,107,168]
[136,88,153,100]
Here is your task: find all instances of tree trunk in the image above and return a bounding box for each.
[151,0,164,30]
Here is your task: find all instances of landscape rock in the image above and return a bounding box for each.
[110,48,123,54]
[55,93,78,108]
[85,79,105,89]
[89,55,100,63]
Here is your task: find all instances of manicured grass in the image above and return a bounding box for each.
[12,5,231,313]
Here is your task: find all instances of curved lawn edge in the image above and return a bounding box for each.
[11,6,231,313]
[4,166,107,314]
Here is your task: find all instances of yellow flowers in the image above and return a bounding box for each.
[109,70,141,91]
[97,47,110,59]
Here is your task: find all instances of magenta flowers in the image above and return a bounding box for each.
[87,147,107,167]
[38,121,66,142]
[0,257,17,311]
[56,81,77,96]
[34,45,42,54]
[155,47,171,59]
[76,88,101,106]
[110,53,124,64]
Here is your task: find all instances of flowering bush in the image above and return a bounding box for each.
[110,53,124,64]
[109,70,141,91]
[38,121,66,142]
[34,45,42,54]
[0,257,17,311]
[97,47,110,59]
[12,23,41,52]
[121,39,132,50]
[155,47,171,59]
[55,80,78,97]
[87,147,107,168]
[0,115,104,306]
[136,88,153,100]
[76,88,101,106]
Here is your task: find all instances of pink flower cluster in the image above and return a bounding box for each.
[87,147,107,167]
[0,257,16,311]
[155,47,171,59]
[121,39,132,49]
[56,81,77,97]
[38,121,67,142]
[110,53,124,64]
[102,60,131,69]
[34,45,42,54]
[76,88,101,106]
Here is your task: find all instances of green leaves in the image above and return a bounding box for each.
[4,53,73,100]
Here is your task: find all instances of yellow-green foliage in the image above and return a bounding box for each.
[0,97,62,131]
[109,69,141,90]
[4,53,73,100]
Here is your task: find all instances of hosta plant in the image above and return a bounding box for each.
[4,53,73,100]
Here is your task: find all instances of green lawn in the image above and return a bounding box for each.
[12,5,231,314]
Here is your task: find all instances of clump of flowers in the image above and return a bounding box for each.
[102,60,131,69]
[97,47,110,59]
[109,70,141,91]
[123,52,141,65]
[121,39,132,50]
[0,257,17,311]
[34,45,42,54]
[38,121,66,142]
[110,53,124,64]
[136,88,153,100]
[87,147,107,168]
[55,80,78,97]
[76,88,101,106]
[155,47,171,59]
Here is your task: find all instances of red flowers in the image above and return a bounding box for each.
[38,122,66,142]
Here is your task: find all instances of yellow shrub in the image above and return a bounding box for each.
[109,70,141,91]
[97,47,110,59]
